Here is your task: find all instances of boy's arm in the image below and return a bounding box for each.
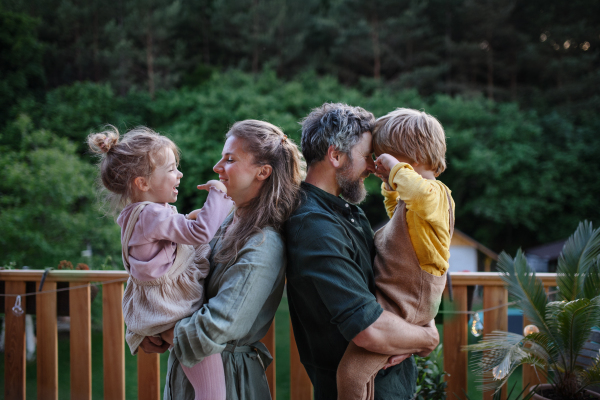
[388,163,442,221]
[381,183,399,219]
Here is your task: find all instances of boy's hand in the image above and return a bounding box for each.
[197,179,227,193]
[374,154,399,184]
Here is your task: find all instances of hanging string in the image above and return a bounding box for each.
[437,288,559,315]
[0,277,129,298]
[0,277,558,317]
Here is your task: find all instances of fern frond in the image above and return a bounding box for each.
[496,250,550,334]
[583,257,600,300]
[579,356,600,392]
[552,297,600,372]
[557,221,600,301]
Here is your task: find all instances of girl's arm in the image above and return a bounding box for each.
[140,187,233,245]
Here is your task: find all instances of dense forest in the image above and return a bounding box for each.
[1,0,599,269]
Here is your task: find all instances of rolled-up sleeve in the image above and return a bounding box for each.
[289,213,382,342]
[172,230,284,367]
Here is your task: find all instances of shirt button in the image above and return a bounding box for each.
[345,203,349,208]
[351,218,355,223]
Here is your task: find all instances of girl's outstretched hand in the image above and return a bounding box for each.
[197,179,227,193]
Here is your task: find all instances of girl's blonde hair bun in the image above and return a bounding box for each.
[88,125,120,154]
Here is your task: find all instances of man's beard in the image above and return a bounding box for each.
[336,158,368,204]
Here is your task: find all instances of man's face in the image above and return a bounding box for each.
[336,131,375,204]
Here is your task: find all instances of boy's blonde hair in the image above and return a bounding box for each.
[373,108,446,176]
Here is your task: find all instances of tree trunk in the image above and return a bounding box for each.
[146,18,155,99]
[370,15,381,79]
[93,6,99,82]
[487,48,494,100]
[252,0,260,74]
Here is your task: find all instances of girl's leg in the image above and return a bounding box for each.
[180,353,226,400]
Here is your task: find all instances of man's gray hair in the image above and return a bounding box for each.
[301,103,375,166]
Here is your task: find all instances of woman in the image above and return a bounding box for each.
[141,120,303,399]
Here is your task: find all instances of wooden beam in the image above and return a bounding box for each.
[0,270,559,286]
[261,320,276,400]
[0,270,129,282]
[138,348,160,400]
[522,315,546,390]
[443,285,468,398]
[483,286,508,400]
[70,283,92,400]
[5,281,26,400]
[290,320,312,400]
[103,282,125,400]
[37,281,58,400]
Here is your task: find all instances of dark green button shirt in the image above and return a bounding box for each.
[285,182,416,400]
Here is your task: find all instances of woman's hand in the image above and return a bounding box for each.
[160,327,175,345]
[139,336,170,354]
[197,179,227,193]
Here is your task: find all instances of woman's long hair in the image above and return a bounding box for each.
[213,120,304,264]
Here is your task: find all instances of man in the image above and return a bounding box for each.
[285,103,439,400]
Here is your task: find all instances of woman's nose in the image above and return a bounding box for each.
[177,170,183,178]
[213,160,222,173]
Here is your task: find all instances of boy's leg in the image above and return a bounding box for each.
[337,341,389,400]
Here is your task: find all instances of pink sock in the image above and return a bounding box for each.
[180,353,226,400]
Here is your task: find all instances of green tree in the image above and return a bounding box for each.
[0,9,45,129]
[0,115,121,268]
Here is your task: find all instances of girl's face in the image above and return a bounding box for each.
[144,147,182,204]
[213,136,266,207]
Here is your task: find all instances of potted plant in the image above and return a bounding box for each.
[466,221,600,400]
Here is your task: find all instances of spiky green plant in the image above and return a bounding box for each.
[466,221,600,399]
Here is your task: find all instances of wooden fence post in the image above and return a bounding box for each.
[443,285,468,398]
[70,283,92,400]
[483,286,508,400]
[5,281,27,400]
[37,281,58,400]
[103,282,125,400]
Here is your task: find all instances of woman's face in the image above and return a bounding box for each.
[213,135,267,207]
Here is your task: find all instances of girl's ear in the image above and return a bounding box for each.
[133,177,150,192]
[326,144,346,169]
[256,164,273,181]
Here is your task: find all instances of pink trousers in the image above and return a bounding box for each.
[180,352,226,400]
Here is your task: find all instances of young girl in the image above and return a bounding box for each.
[88,126,233,400]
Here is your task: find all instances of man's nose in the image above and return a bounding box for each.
[366,156,376,173]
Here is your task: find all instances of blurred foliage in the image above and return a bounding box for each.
[414,344,447,400]
[0,0,599,266]
[0,114,121,268]
[1,70,598,269]
[1,0,598,114]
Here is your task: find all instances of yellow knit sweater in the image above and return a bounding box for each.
[381,163,455,276]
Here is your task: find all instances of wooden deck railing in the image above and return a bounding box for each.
[1,270,558,400]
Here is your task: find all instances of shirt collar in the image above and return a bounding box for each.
[301,181,355,214]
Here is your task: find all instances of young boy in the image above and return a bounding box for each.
[336,108,454,400]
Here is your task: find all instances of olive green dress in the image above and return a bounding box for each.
[163,215,285,400]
